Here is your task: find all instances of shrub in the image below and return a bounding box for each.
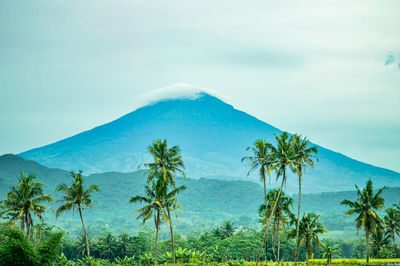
[0,226,39,266]
[0,226,64,266]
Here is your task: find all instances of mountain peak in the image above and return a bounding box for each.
[137,83,228,108]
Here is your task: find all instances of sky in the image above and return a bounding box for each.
[0,0,399,172]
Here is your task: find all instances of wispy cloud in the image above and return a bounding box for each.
[384,52,400,69]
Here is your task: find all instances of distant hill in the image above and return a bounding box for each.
[0,154,263,237]
[18,84,400,193]
[1,154,400,239]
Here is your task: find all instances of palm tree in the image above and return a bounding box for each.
[221,220,236,239]
[384,207,400,252]
[130,179,168,265]
[117,232,133,258]
[98,230,116,259]
[142,139,185,187]
[371,225,391,257]
[257,132,298,261]
[55,170,100,262]
[288,212,327,263]
[141,139,186,263]
[242,140,273,225]
[259,189,293,261]
[163,183,186,263]
[341,179,386,263]
[320,239,341,264]
[0,172,54,238]
[76,234,90,258]
[292,134,318,264]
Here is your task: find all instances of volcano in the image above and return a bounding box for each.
[19,84,400,193]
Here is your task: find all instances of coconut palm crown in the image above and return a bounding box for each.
[341,179,386,263]
[0,171,54,238]
[141,139,185,187]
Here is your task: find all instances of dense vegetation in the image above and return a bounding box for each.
[1,133,400,265]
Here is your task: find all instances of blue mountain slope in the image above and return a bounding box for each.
[19,90,400,193]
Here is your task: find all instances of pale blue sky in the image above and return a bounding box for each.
[0,0,399,171]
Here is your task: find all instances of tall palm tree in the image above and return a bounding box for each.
[0,172,54,238]
[259,189,293,261]
[257,132,298,261]
[384,207,400,253]
[130,179,168,265]
[142,139,186,263]
[292,134,318,264]
[320,239,341,264]
[288,212,327,263]
[341,179,386,263]
[242,140,273,225]
[142,139,185,187]
[163,183,186,263]
[55,170,100,262]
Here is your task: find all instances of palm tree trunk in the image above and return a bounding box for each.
[305,240,309,263]
[257,168,286,262]
[25,213,30,239]
[392,232,395,256]
[20,216,25,232]
[271,221,277,261]
[366,230,370,263]
[28,212,33,240]
[262,172,269,261]
[78,207,90,263]
[262,173,268,218]
[277,220,281,261]
[167,208,176,263]
[306,240,310,263]
[264,234,268,261]
[154,209,160,265]
[294,169,302,265]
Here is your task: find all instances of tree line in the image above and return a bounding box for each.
[1,132,400,265]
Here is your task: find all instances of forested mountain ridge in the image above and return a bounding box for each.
[1,154,399,239]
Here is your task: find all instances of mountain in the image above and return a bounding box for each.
[18,84,400,193]
[1,154,400,239]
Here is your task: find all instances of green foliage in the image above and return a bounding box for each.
[114,255,136,265]
[288,212,327,262]
[0,226,63,266]
[370,226,391,258]
[319,239,341,264]
[37,231,64,265]
[341,179,386,262]
[0,226,39,266]
[166,246,205,263]
[139,251,153,265]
